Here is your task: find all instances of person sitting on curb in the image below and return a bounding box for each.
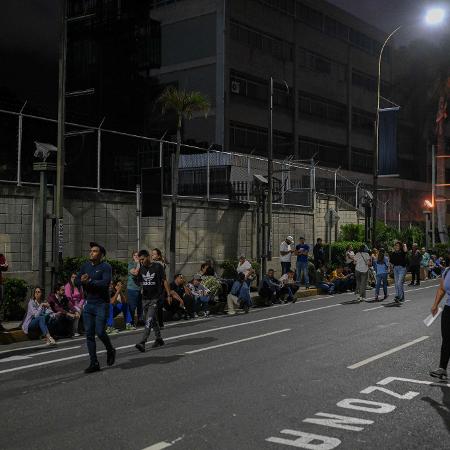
[106,280,134,334]
[65,272,85,336]
[258,269,283,306]
[279,270,300,302]
[187,274,212,318]
[48,283,79,338]
[237,255,256,286]
[315,265,335,294]
[227,273,251,315]
[22,286,56,346]
[328,267,353,293]
[169,273,195,320]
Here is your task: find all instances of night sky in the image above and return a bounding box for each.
[0,0,445,113]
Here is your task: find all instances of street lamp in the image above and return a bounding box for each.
[372,7,446,246]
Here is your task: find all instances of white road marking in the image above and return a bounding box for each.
[377,376,450,388]
[0,345,81,362]
[141,442,172,450]
[347,336,430,369]
[185,329,291,354]
[0,355,31,363]
[0,304,340,375]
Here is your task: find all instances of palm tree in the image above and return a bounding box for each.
[157,86,210,277]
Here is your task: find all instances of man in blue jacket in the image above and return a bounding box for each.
[77,242,116,373]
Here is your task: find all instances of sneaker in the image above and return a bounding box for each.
[243,304,249,313]
[152,338,165,348]
[46,336,57,346]
[135,343,145,353]
[430,367,448,380]
[73,333,80,337]
[84,362,101,374]
[126,323,136,331]
[383,294,388,301]
[106,348,116,366]
[106,327,119,335]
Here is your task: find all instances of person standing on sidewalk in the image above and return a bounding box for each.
[390,242,408,303]
[279,236,294,275]
[77,242,116,374]
[0,253,8,331]
[409,243,421,286]
[354,245,371,302]
[373,248,389,302]
[429,268,450,380]
[295,237,310,289]
[133,249,171,353]
[313,238,325,269]
[127,251,142,327]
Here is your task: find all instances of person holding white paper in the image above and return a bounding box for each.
[429,268,450,380]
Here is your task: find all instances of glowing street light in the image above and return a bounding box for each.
[424,199,434,208]
[425,8,446,26]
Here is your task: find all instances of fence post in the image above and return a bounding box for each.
[16,101,27,186]
[206,150,210,201]
[96,117,105,193]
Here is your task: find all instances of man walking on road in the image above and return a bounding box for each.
[279,236,294,275]
[133,249,171,352]
[77,242,116,374]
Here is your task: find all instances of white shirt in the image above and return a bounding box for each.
[345,250,355,264]
[280,241,292,262]
[354,252,370,273]
[237,260,252,274]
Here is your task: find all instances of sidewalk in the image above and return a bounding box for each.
[0,287,321,345]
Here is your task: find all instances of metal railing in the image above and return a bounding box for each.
[0,106,370,209]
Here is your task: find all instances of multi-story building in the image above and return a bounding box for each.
[149,0,429,221]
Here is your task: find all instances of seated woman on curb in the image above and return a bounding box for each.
[22,287,56,346]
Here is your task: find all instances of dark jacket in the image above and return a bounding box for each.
[77,261,112,303]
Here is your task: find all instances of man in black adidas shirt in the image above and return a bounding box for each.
[131,249,171,352]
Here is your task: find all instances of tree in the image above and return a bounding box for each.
[157,87,210,277]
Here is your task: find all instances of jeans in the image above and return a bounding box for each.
[375,273,388,298]
[28,315,50,336]
[355,270,368,298]
[107,302,132,327]
[410,266,420,284]
[296,261,309,286]
[127,289,142,325]
[317,282,333,293]
[440,306,450,370]
[83,302,113,365]
[195,295,210,313]
[140,298,162,343]
[281,261,291,275]
[394,266,407,300]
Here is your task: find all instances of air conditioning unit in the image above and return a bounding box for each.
[231,80,240,94]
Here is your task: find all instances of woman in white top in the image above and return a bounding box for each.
[345,245,355,271]
[354,245,371,302]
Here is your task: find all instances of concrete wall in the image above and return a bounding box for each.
[1,184,361,287]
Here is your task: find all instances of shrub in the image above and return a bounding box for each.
[2,278,28,321]
[323,241,365,265]
[339,224,365,242]
[219,258,260,279]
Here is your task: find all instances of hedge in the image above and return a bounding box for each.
[1,278,28,321]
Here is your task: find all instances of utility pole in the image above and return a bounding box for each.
[267,76,274,261]
[431,144,436,247]
[55,0,68,278]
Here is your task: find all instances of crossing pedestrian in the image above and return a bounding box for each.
[354,245,371,302]
[133,249,171,353]
[77,242,116,374]
[390,242,408,303]
[151,248,169,328]
[127,251,143,327]
[409,243,421,286]
[430,267,450,380]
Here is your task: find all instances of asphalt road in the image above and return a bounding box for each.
[1,279,449,450]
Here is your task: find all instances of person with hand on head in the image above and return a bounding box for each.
[77,242,116,374]
[280,236,295,275]
[295,237,310,289]
[132,249,171,353]
[22,287,56,346]
[430,267,450,380]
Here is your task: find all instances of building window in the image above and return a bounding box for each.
[230,21,293,61]
[298,48,346,81]
[230,71,292,108]
[299,93,347,125]
[352,109,374,133]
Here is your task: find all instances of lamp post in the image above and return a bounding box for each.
[373,8,446,247]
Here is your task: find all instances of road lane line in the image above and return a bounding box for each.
[347,336,430,370]
[0,345,81,362]
[141,442,172,450]
[185,329,291,354]
[0,304,340,375]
